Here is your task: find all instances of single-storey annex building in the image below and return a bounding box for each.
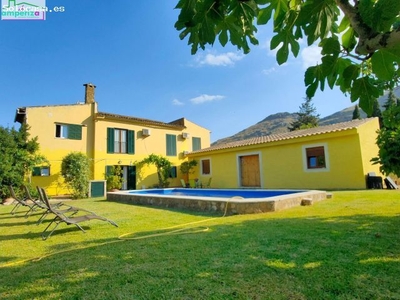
[187,118,383,190]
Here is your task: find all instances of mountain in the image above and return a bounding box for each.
[213,87,400,146]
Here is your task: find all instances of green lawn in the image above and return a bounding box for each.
[1,190,400,299]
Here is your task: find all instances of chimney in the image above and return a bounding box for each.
[83,83,96,104]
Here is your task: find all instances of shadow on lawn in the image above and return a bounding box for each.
[1,213,400,299]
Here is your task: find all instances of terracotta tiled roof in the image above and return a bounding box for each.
[96,112,186,129]
[189,118,376,155]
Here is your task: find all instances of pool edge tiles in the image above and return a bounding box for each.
[107,189,328,215]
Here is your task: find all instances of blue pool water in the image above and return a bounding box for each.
[129,188,303,199]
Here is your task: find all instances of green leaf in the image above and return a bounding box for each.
[371,48,400,81]
[277,45,289,65]
[338,15,350,33]
[341,27,357,51]
[371,50,396,81]
[320,37,340,56]
[305,65,326,98]
[373,0,400,31]
[257,6,273,25]
[351,77,381,115]
[219,29,228,46]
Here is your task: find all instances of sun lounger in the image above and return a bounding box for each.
[38,187,118,240]
[9,185,41,218]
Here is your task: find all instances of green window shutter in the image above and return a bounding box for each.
[68,124,82,140]
[166,134,177,156]
[192,137,201,151]
[105,165,113,177]
[32,167,41,176]
[107,128,115,153]
[169,166,177,178]
[127,130,135,154]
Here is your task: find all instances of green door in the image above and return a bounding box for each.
[91,181,105,197]
[127,166,136,190]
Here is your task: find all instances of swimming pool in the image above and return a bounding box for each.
[107,188,328,215]
[131,188,302,198]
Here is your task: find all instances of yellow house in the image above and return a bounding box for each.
[14,83,211,196]
[187,118,383,190]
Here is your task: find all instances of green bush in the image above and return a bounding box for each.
[61,152,90,199]
[106,165,124,190]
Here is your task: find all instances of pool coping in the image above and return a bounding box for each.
[107,188,328,215]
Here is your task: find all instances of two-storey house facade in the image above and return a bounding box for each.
[14,83,210,196]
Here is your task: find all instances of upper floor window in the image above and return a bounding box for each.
[107,128,135,154]
[55,124,82,140]
[192,137,201,151]
[114,129,127,153]
[166,134,177,156]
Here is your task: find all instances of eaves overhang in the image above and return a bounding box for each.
[96,112,186,130]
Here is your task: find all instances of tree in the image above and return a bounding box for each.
[372,90,400,176]
[0,124,46,199]
[180,160,198,182]
[138,154,172,188]
[175,0,400,115]
[383,90,398,110]
[61,152,91,199]
[352,104,361,120]
[369,98,382,118]
[288,97,319,131]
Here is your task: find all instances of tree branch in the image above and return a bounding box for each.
[335,0,400,56]
[356,30,400,55]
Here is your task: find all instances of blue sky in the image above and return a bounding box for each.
[0,1,354,142]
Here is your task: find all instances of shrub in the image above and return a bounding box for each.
[105,165,124,191]
[61,152,90,198]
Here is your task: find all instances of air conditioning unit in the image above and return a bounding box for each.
[142,129,151,136]
[182,132,190,139]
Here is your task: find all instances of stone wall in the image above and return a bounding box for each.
[107,190,327,215]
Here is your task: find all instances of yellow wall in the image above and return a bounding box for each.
[24,101,210,195]
[25,103,95,195]
[92,118,210,189]
[189,119,383,190]
[357,118,382,176]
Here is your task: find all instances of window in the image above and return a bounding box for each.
[55,124,82,140]
[32,166,50,176]
[114,129,127,153]
[166,134,177,156]
[306,146,326,169]
[201,159,211,175]
[107,128,135,154]
[192,137,201,151]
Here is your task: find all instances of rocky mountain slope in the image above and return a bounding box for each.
[213,87,400,146]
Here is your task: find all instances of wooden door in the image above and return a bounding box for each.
[240,155,261,187]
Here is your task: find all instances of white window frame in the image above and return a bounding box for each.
[55,124,68,139]
[302,143,330,173]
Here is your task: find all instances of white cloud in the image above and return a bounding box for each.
[262,67,276,75]
[301,45,322,69]
[190,94,225,104]
[195,52,243,66]
[172,99,184,106]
